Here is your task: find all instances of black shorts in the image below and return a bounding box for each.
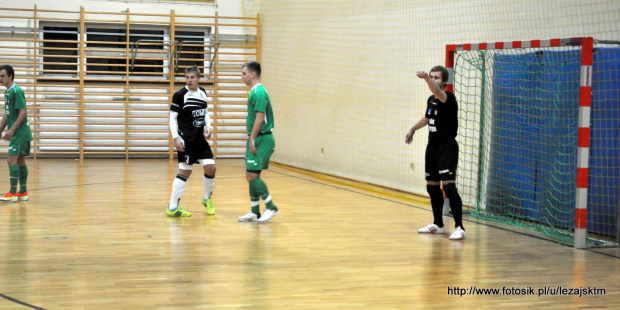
[425,140,459,182]
[177,138,214,165]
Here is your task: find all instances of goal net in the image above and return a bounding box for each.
[450,38,620,248]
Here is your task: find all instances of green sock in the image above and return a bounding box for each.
[265,200,276,210]
[249,179,261,214]
[250,198,260,214]
[18,165,28,193]
[9,164,19,194]
[250,178,276,210]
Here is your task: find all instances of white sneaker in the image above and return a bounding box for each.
[449,226,466,240]
[417,223,445,234]
[238,211,259,222]
[256,208,279,223]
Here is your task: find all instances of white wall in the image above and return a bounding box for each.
[256,0,620,197]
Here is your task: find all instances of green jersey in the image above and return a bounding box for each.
[246,84,274,136]
[4,84,33,141]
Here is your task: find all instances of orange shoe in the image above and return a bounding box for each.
[0,192,18,202]
[17,192,29,201]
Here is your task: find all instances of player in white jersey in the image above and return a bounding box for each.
[166,66,216,217]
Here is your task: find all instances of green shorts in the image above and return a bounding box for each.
[8,139,31,156]
[245,134,275,171]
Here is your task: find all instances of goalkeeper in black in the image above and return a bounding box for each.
[406,65,465,240]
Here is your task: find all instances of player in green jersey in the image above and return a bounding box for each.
[238,61,278,223]
[0,65,33,202]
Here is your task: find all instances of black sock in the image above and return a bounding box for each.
[427,185,444,227]
[444,183,464,229]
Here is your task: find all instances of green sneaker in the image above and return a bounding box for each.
[203,199,215,215]
[167,206,191,217]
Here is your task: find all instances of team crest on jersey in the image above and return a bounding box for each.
[193,119,205,127]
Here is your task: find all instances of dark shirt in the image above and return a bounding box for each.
[425,91,458,144]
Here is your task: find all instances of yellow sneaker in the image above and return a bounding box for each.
[167,206,191,217]
[203,199,215,215]
[0,192,18,202]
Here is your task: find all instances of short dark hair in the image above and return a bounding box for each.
[430,65,449,85]
[185,65,201,78]
[244,61,261,77]
[0,64,15,81]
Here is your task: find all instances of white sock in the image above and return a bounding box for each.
[169,175,188,210]
[203,174,215,200]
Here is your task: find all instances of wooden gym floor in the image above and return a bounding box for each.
[0,158,619,309]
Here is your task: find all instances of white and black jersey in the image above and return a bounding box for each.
[170,86,209,143]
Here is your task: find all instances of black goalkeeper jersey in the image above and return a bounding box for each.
[170,86,209,143]
[425,91,458,144]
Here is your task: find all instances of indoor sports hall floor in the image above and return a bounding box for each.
[0,158,619,309]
